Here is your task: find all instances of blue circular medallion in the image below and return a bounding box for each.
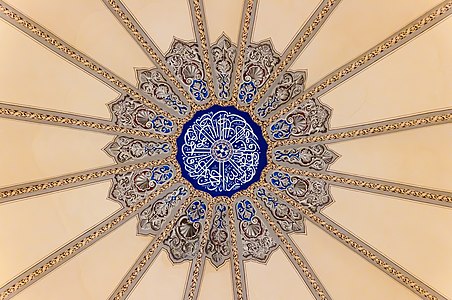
[176,105,268,197]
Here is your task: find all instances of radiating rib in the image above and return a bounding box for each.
[249,193,332,300]
[0,102,160,139]
[252,0,341,108]
[276,166,452,208]
[227,199,248,300]
[0,160,158,204]
[265,183,447,300]
[0,182,176,300]
[183,199,213,300]
[231,0,258,103]
[0,1,178,121]
[102,0,197,108]
[188,0,216,103]
[109,193,193,300]
[268,1,452,121]
[275,109,452,146]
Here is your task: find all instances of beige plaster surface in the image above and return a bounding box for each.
[0,19,117,119]
[198,260,233,300]
[0,118,114,188]
[328,123,452,191]
[123,0,194,53]
[292,0,444,87]
[321,16,452,128]
[0,181,119,285]
[11,218,151,300]
[245,248,315,300]
[253,0,321,53]
[323,186,452,298]
[204,0,243,43]
[292,223,420,300]
[128,250,190,300]
[0,1,450,299]
[7,0,153,85]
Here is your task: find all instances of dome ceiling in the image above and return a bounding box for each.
[0,1,451,300]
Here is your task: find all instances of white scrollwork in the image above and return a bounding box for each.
[179,109,263,195]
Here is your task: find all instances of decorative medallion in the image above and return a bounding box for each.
[4,1,447,299]
[176,105,268,197]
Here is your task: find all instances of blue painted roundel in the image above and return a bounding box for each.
[176,105,268,197]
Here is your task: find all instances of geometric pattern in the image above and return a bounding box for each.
[0,1,451,300]
[176,105,267,197]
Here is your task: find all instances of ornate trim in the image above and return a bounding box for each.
[227,199,247,300]
[237,40,281,105]
[109,191,193,300]
[268,169,332,212]
[184,199,214,300]
[277,166,452,208]
[110,95,175,135]
[138,185,190,235]
[234,197,278,263]
[0,180,176,300]
[252,0,341,110]
[255,187,305,234]
[137,68,189,117]
[102,0,195,106]
[206,202,232,268]
[104,136,170,163]
[163,198,208,263]
[275,110,452,146]
[269,98,331,140]
[109,164,174,207]
[211,34,237,100]
[256,70,306,118]
[232,0,257,103]
[165,39,210,102]
[0,160,159,204]
[189,0,216,102]
[266,182,447,300]
[273,144,338,171]
[0,1,176,123]
[248,191,332,300]
[269,1,452,122]
[0,102,157,139]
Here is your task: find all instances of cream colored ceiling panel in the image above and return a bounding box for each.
[6,0,152,84]
[321,16,452,128]
[323,186,452,298]
[204,0,243,42]
[253,0,322,53]
[0,118,114,188]
[128,250,190,300]
[0,181,118,285]
[12,218,151,300]
[198,261,233,300]
[291,223,419,300]
[0,19,117,120]
[328,123,452,191]
[292,0,444,87]
[245,248,315,300]
[123,0,194,53]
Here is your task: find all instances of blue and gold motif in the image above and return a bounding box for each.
[177,105,267,197]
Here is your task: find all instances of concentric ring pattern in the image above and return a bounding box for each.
[0,1,451,300]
